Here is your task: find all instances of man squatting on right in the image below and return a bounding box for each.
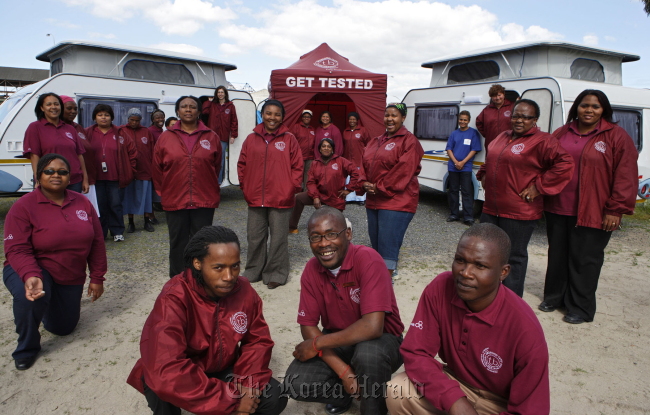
[387,223,550,415]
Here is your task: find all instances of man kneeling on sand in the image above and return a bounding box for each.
[387,223,550,415]
[127,226,287,415]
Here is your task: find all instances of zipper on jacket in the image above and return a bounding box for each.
[262,139,269,207]
[493,139,510,217]
[214,302,224,371]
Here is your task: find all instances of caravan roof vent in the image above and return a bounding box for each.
[570,58,604,82]
[447,61,499,85]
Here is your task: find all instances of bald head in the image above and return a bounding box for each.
[459,223,511,265]
[307,206,347,232]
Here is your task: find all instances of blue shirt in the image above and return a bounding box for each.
[445,127,482,172]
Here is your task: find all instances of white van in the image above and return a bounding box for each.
[402,41,650,203]
[0,40,256,193]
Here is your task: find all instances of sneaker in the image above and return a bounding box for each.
[391,269,400,281]
[114,235,125,242]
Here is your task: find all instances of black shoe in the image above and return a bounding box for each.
[150,217,160,225]
[463,220,474,226]
[144,220,155,232]
[446,216,459,222]
[538,301,556,312]
[325,400,353,415]
[563,313,587,324]
[15,356,37,370]
[127,222,135,233]
[153,202,163,212]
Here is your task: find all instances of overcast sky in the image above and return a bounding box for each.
[2,0,649,100]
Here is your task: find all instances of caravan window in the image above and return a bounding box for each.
[612,108,642,151]
[123,59,194,84]
[570,59,604,82]
[414,105,459,140]
[447,61,499,85]
[51,59,63,75]
[78,98,159,128]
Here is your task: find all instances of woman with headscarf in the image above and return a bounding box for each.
[153,96,222,277]
[120,108,156,233]
[202,85,239,184]
[85,104,138,242]
[362,104,424,279]
[289,137,362,233]
[343,111,370,205]
[237,100,303,289]
[23,92,88,193]
[539,90,638,324]
[476,99,574,297]
[313,111,344,159]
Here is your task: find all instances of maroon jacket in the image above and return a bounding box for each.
[202,100,238,142]
[343,126,371,168]
[362,126,424,213]
[127,272,274,415]
[545,120,638,229]
[307,154,362,210]
[152,122,221,211]
[70,122,97,185]
[291,123,316,161]
[85,124,137,188]
[148,125,163,145]
[237,124,303,208]
[313,124,344,159]
[476,99,515,149]
[119,125,155,181]
[477,128,574,221]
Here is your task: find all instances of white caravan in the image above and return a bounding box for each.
[402,41,650,204]
[0,40,256,192]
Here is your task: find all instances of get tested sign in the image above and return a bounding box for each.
[285,77,374,90]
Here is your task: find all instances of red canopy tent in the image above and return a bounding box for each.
[269,43,387,138]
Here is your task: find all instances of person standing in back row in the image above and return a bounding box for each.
[445,110,482,225]
[476,84,514,155]
[291,109,316,190]
[202,86,238,184]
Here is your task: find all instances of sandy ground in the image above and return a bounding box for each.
[0,187,648,414]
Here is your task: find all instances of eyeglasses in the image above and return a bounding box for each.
[42,169,70,176]
[511,114,537,121]
[308,229,347,243]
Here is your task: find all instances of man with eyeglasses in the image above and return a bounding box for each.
[283,207,404,415]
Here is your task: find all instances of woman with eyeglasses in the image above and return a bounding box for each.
[477,99,574,297]
[3,153,107,371]
[539,90,638,324]
[362,103,424,280]
[23,93,89,194]
[153,96,222,278]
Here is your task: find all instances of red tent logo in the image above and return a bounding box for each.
[314,57,339,69]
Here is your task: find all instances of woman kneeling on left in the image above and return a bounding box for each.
[3,154,107,370]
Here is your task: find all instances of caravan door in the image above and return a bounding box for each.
[227,97,257,186]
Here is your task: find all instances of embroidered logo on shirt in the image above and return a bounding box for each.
[410,320,423,330]
[200,139,211,150]
[324,132,330,137]
[4,234,13,241]
[78,132,86,140]
[141,137,148,145]
[332,163,339,170]
[355,133,361,138]
[230,311,248,334]
[76,210,89,221]
[504,110,512,117]
[481,348,503,373]
[225,108,231,114]
[275,141,286,151]
[65,132,74,140]
[113,135,117,141]
[310,131,315,136]
[511,143,525,154]
[314,57,339,70]
[350,288,360,304]
[385,142,396,151]
[298,310,306,317]
[119,136,124,144]
[595,141,606,153]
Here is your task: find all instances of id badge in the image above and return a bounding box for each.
[102,162,108,173]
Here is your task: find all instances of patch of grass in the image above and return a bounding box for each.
[572,367,588,374]
[627,201,650,222]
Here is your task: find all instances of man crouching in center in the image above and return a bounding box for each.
[284,206,404,415]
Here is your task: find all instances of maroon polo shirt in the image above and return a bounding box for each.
[401,272,549,414]
[89,127,120,181]
[297,243,404,337]
[23,118,85,184]
[4,189,107,285]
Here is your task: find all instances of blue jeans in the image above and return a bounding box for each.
[447,171,474,221]
[95,180,125,237]
[218,141,227,184]
[366,209,415,270]
[3,265,84,360]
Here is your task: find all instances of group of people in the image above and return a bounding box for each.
[1,82,639,414]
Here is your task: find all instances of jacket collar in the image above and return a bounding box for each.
[378,125,409,141]
[170,120,211,135]
[182,268,242,302]
[315,243,358,278]
[253,123,290,140]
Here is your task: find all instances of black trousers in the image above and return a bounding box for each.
[143,368,287,415]
[95,180,125,237]
[543,212,612,321]
[447,171,474,221]
[284,333,403,415]
[165,208,215,277]
[480,213,537,297]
